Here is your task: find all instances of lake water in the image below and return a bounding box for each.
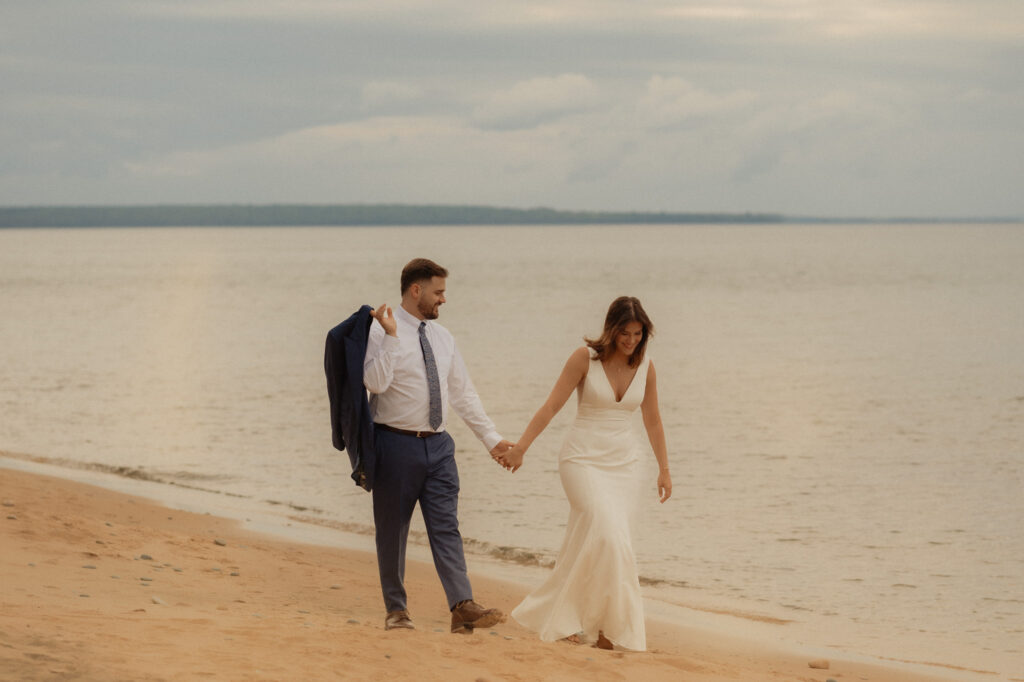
[1,223,1022,679]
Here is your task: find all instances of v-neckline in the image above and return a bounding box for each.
[599,358,640,403]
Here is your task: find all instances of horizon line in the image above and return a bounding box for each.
[0,202,1020,227]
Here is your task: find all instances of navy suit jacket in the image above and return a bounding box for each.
[324,305,376,491]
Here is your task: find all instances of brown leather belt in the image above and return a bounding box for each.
[374,423,442,438]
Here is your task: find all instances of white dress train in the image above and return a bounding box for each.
[511,353,649,651]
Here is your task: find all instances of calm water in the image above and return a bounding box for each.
[2,224,1022,679]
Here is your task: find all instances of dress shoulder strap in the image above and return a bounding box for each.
[629,355,651,396]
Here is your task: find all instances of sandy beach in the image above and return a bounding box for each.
[0,466,971,682]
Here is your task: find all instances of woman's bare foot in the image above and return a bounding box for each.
[560,634,583,645]
[594,631,613,650]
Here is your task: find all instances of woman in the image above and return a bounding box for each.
[496,296,671,651]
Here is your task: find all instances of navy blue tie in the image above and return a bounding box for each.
[419,322,442,431]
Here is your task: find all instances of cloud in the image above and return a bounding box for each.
[472,74,601,130]
[634,76,756,129]
[120,116,564,202]
[360,81,424,111]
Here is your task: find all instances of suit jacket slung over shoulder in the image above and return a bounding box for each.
[324,304,376,491]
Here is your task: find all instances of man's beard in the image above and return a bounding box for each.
[418,300,439,320]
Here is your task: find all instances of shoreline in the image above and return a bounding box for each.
[1,460,992,681]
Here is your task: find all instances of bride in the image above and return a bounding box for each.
[495,296,671,651]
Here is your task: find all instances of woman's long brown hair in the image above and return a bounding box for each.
[584,296,655,368]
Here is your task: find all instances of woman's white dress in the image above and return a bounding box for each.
[511,353,649,651]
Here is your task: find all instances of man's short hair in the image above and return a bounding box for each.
[401,258,449,294]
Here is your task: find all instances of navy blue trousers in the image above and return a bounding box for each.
[372,429,473,613]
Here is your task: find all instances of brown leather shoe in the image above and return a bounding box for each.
[385,609,415,630]
[450,600,505,633]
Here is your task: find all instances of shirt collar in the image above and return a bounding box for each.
[395,304,425,327]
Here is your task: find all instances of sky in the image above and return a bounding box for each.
[2,0,1022,218]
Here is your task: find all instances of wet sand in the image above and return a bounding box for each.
[1,466,962,681]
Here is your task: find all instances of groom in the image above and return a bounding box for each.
[363,257,513,633]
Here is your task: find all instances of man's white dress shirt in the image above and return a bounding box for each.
[363,305,502,452]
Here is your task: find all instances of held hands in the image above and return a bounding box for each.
[489,440,514,460]
[494,443,525,473]
[372,303,397,336]
[657,469,672,503]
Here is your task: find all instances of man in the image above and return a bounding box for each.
[364,258,513,633]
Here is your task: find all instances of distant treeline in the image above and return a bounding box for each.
[0,204,785,228]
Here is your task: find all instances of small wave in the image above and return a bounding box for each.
[982,596,1024,604]
[462,536,555,568]
[657,597,793,625]
[638,575,690,589]
[0,450,248,499]
[876,655,998,677]
[266,499,327,514]
[288,514,376,538]
[165,471,237,483]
